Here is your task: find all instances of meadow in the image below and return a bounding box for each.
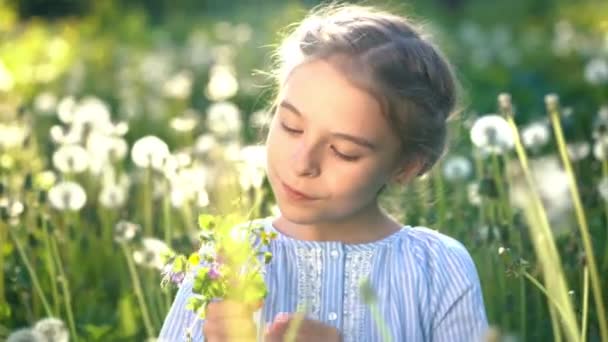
[1,0,607,341]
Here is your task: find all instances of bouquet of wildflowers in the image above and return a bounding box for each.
[160,213,276,338]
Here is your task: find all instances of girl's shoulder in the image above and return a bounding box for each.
[398,226,479,279]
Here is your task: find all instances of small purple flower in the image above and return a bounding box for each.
[207,264,221,280]
[161,263,186,286]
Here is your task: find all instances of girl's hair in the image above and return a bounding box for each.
[271,4,460,176]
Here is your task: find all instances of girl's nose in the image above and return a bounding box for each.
[291,140,320,177]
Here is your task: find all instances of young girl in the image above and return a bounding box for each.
[159,4,488,341]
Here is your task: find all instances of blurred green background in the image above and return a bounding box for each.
[1,0,607,341]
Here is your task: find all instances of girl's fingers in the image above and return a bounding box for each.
[206,300,256,320]
[203,316,257,339]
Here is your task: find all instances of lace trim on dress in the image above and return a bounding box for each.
[295,247,323,320]
[342,249,374,342]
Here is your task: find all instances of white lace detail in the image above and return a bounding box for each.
[295,247,323,320]
[342,249,374,342]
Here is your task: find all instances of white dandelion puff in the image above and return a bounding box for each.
[170,110,199,133]
[48,181,87,211]
[52,144,89,174]
[72,96,112,132]
[206,64,238,101]
[442,155,472,181]
[34,91,58,114]
[99,183,128,209]
[131,135,170,169]
[33,317,69,342]
[206,102,241,137]
[584,58,608,85]
[238,145,267,190]
[598,177,608,202]
[193,134,218,158]
[470,114,514,154]
[57,96,76,123]
[467,182,481,206]
[521,121,550,150]
[6,328,46,342]
[593,136,608,161]
[133,238,172,270]
[163,70,193,99]
[114,221,141,243]
[566,141,590,161]
[0,123,28,149]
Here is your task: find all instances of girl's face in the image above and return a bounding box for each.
[265,58,415,225]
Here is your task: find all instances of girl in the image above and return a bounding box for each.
[159,4,488,341]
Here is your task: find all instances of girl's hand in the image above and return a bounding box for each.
[264,312,342,342]
[202,300,261,342]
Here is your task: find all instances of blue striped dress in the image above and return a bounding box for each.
[158,216,488,341]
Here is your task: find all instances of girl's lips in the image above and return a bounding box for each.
[281,182,316,201]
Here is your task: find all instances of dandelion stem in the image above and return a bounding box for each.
[41,217,60,315]
[503,111,579,341]
[581,265,589,342]
[0,220,6,308]
[143,166,153,236]
[7,227,53,317]
[602,160,608,271]
[522,272,570,335]
[548,104,608,341]
[49,233,79,342]
[119,243,156,338]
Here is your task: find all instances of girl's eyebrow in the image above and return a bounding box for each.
[279,99,377,151]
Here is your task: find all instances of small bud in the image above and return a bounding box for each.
[498,246,507,255]
[545,93,559,111]
[498,93,512,114]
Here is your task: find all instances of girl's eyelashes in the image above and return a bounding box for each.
[330,145,360,162]
[280,121,361,162]
[280,122,302,134]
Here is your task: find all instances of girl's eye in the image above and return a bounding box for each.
[331,146,360,162]
[280,122,302,134]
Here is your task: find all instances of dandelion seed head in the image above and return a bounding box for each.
[34,91,58,114]
[593,137,608,161]
[467,182,482,206]
[131,135,170,169]
[598,177,608,201]
[48,181,87,211]
[206,102,241,137]
[206,64,239,101]
[114,220,140,243]
[566,141,590,161]
[6,328,46,342]
[0,122,28,149]
[249,110,271,129]
[52,144,89,174]
[163,70,193,99]
[521,121,550,149]
[470,114,514,154]
[442,155,472,181]
[99,184,128,209]
[57,96,76,123]
[72,96,112,132]
[170,110,199,133]
[497,93,512,112]
[584,58,608,85]
[194,134,218,158]
[33,317,69,342]
[133,238,172,269]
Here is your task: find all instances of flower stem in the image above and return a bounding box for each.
[369,302,393,342]
[119,243,155,338]
[7,226,53,317]
[581,265,589,342]
[548,103,607,341]
[41,217,60,315]
[49,233,79,342]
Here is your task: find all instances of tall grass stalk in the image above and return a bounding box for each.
[40,216,60,315]
[500,94,580,341]
[0,220,6,308]
[49,233,79,342]
[581,265,589,342]
[601,160,608,270]
[546,95,607,341]
[7,226,53,317]
[119,242,155,338]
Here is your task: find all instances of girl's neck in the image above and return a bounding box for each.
[272,206,403,244]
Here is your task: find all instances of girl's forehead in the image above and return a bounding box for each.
[280,59,388,131]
